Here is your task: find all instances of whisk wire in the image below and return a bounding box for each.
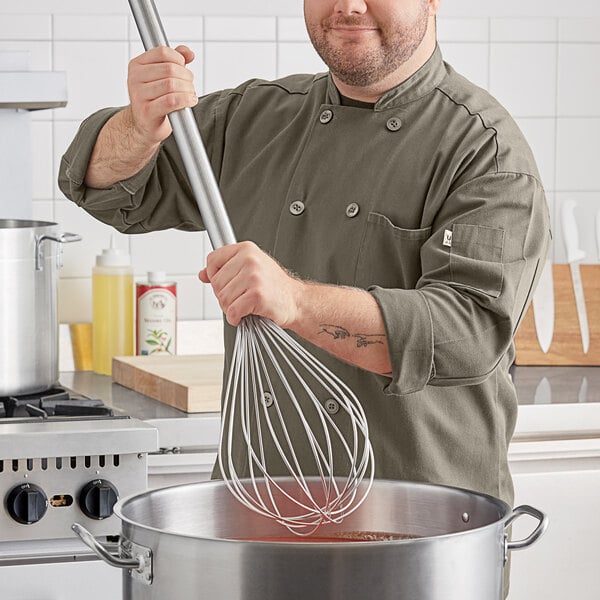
[223,316,370,528]
[236,321,327,521]
[219,315,374,534]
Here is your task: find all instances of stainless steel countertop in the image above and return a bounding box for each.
[59,370,220,448]
[59,366,600,443]
[510,366,600,405]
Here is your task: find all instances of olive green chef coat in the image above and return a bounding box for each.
[59,46,550,507]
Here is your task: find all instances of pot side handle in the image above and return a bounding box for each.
[504,504,549,552]
[72,522,144,570]
[35,232,82,271]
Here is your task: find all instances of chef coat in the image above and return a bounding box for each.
[59,46,550,507]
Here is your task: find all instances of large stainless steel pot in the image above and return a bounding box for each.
[73,478,547,600]
[0,219,80,395]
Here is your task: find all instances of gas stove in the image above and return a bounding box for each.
[0,385,114,419]
[0,386,158,560]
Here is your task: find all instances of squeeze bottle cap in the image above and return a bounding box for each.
[95,235,131,267]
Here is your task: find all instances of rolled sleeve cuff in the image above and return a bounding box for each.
[59,107,158,204]
[368,286,434,396]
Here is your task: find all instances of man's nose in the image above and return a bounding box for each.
[333,0,368,15]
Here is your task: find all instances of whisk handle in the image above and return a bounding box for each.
[128,0,237,249]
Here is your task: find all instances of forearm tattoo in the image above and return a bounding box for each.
[318,324,385,348]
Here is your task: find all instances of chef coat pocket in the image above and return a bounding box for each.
[449,223,504,298]
[354,212,432,289]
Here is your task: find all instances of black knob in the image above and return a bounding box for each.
[6,483,48,524]
[79,479,118,520]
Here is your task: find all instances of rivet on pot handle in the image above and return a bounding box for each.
[72,523,153,585]
[503,505,548,562]
[35,232,82,271]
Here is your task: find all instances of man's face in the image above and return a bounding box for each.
[304,0,431,88]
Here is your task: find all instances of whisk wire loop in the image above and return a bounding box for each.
[218,315,374,535]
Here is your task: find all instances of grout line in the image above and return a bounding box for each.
[275,17,279,78]
[201,15,206,96]
[552,18,560,263]
[487,18,491,90]
[50,12,56,223]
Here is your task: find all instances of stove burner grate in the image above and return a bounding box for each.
[0,387,114,419]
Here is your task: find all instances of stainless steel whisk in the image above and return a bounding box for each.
[129,0,374,535]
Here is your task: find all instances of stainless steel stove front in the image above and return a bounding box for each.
[0,417,157,546]
[0,416,158,599]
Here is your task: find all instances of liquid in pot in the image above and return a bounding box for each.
[234,531,420,542]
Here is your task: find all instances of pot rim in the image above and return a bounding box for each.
[0,219,58,229]
[113,478,512,546]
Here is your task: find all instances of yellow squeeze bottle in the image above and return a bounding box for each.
[92,236,134,375]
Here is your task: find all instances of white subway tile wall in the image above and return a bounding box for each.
[204,42,277,92]
[0,15,51,40]
[0,40,52,70]
[558,44,600,116]
[489,43,557,117]
[0,11,598,323]
[440,43,489,89]
[31,121,53,199]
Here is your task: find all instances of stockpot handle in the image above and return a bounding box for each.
[504,505,548,552]
[35,232,82,271]
[72,523,145,571]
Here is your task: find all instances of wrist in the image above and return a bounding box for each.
[122,106,161,155]
[286,275,311,332]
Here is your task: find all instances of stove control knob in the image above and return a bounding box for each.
[79,479,118,520]
[6,483,48,524]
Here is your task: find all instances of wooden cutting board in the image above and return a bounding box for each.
[514,264,600,365]
[112,354,224,413]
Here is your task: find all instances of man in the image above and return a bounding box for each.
[60,0,549,591]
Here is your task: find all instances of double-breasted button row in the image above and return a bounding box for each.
[318,109,402,132]
[289,201,361,219]
[262,394,341,417]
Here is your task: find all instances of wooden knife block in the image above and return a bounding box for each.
[514,264,600,365]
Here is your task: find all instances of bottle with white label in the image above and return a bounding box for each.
[136,271,177,355]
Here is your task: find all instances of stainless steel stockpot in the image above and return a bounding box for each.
[0,220,80,395]
[74,478,547,600]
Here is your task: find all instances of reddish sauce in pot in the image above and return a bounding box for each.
[235,531,420,543]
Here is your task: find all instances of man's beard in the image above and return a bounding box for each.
[307,5,430,87]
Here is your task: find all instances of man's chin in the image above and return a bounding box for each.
[331,69,379,89]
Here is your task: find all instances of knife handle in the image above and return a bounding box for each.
[561,200,586,264]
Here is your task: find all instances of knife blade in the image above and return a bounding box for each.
[578,375,588,403]
[532,258,554,353]
[534,376,551,404]
[561,200,589,354]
